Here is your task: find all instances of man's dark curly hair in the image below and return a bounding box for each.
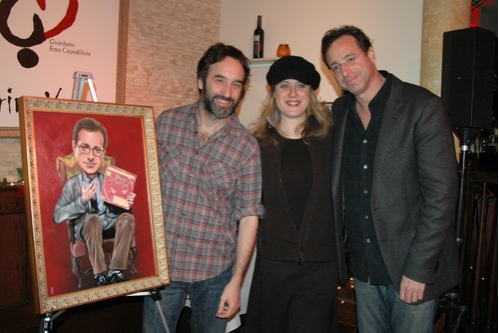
[197,43,250,92]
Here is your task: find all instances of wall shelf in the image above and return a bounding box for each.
[249,57,278,68]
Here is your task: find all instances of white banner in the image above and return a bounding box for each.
[0,0,120,127]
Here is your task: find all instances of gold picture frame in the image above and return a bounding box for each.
[18,96,169,314]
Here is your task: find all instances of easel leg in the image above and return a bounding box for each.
[128,288,170,333]
[40,310,65,333]
[148,289,170,333]
[41,312,52,333]
[71,71,98,102]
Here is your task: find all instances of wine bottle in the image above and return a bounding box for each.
[253,15,264,58]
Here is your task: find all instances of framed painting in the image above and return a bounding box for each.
[18,96,169,314]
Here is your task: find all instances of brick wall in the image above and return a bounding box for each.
[0,0,221,182]
[0,138,22,183]
[118,0,221,117]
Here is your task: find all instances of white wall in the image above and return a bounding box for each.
[220,0,424,127]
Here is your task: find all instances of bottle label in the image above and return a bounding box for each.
[253,36,262,58]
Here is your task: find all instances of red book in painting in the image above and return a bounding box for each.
[101,165,137,209]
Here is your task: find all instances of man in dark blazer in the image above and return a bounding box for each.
[321,26,460,333]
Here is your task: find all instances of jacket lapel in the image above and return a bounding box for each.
[372,77,404,180]
[261,136,293,216]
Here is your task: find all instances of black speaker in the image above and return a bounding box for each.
[441,27,497,129]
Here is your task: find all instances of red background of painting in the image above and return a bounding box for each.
[29,110,159,295]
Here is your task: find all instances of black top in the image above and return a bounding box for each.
[281,138,312,230]
[342,72,392,284]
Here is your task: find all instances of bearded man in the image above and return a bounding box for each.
[142,43,263,333]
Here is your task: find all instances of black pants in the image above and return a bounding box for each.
[245,255,339,333]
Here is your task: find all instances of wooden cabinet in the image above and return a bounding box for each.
[0,185,39,332]
[0,185,143,332]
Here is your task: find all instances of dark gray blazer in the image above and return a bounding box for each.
[331,72,460,302]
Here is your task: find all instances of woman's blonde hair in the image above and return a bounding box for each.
[250,85,332,146]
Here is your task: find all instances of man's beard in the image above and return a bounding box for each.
[201,90,239,120]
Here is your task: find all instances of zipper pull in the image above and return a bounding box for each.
[298,247,304,265]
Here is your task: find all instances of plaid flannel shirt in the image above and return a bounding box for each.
[156,101,263,282]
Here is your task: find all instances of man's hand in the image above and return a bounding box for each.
[215,215,257,319]
[81,180,98,202]
[399,275,426,304]
[215,280,240,319]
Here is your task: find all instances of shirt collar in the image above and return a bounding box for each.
[346,71,392,114]
[369,71,392,113]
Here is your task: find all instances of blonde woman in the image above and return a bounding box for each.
[245,56,346,333]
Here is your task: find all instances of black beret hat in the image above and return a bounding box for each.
[266,55,321,90]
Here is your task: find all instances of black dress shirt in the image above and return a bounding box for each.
[342,72,393,284]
